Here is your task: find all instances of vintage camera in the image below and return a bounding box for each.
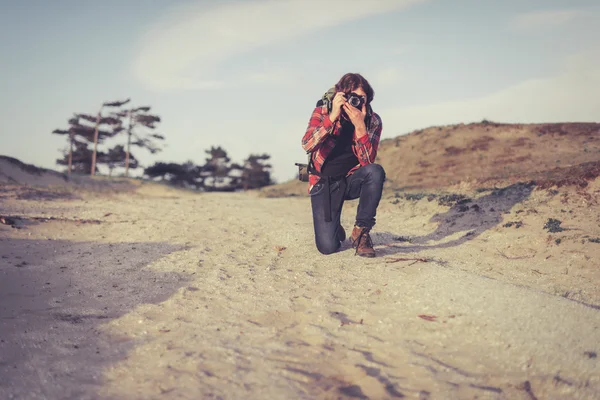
[347,93,365,109]
[295,163,309,182]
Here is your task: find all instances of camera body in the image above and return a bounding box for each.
[295,163,309,182]
[346,93,365,109]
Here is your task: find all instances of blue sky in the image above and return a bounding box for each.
[1,0,598,183]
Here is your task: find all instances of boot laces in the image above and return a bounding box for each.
[354,228,373,255]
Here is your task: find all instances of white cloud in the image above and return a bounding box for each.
[509,9,581,31]
[378,49,600,136]
[239,67,295,87]
[371,66,405,87]
[131,0,427,92]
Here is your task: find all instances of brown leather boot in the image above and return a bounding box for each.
[350,226,376,257]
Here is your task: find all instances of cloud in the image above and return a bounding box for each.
[131,0,426,92]
[239,67,296,87]
[378,49,600,136]
[509,9,581,31]
[371,66,405,87]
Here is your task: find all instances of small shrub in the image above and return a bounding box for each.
[404,193,426,201]
[544,218,564,233]
[503,221,523,228]
[438,194,467,206]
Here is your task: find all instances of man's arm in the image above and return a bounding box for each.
[301,106,337,153]
[354,113,382,165]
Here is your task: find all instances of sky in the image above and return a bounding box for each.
[1,0,598,183]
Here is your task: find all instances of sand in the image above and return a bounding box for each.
[1,179,599,399]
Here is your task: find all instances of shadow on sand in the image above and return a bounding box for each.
[375,182,536,255]
[0,238,190,399]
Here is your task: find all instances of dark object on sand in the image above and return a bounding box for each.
[0,215,17,227]
[543,218,564,233]
[437,193,468,207]
[503,221,523,229]
[584,351,597,359]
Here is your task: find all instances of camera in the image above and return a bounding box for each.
[295,163,309,182]
[347,93,365,109]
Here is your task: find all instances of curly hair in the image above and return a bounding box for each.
[334,73,375,104]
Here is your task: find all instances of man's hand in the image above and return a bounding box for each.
[343,102,367,137]
[328,92,347,123]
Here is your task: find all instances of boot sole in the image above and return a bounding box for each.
[357,252,376,258]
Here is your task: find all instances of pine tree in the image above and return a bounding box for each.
[144,161,202,189]
[241,154,273,190]
[56,140,106,175]
[201,146,233,191]
[114,106,164,177]
[100,145,138,177]
[89,98,130,175]
[52,114,118,176]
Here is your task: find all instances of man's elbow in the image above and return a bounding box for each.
[302,136,319,152]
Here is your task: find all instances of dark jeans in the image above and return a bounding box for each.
[310,163,385,255]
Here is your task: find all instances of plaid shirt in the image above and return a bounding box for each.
[301,104,383,191]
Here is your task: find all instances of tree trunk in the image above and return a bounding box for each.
[125,109,133,177]
[90,109,102,176]
[68,132,73,177]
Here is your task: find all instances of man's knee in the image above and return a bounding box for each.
[364,163,386,182]
[316,238,340,255]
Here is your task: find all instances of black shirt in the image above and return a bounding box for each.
[320,121,359,178]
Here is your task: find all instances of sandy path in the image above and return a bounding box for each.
[1,185,599,399]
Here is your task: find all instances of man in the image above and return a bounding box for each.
[301,73,385,257]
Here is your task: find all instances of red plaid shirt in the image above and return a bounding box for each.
[301,104,382,191]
